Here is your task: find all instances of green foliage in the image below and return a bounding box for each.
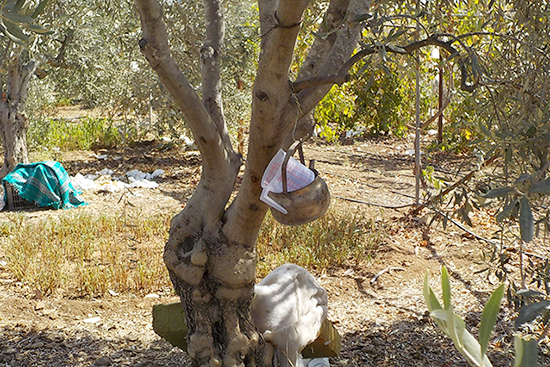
[315,84,355,142]
[315,65,411,140]
[0,0,51,45]
[256,208,383,277]
[353,67,409,136]
[27,116,127,151]
[424,266,495,367]
[513,289,550,354]
[514,336,539,367]
[424,267,537,367]
[26,0,258,141]
[436,1,549,232]
[476,170,548,245]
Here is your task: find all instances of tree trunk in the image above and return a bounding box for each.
[0,57,35,179]
[134,0,370,365]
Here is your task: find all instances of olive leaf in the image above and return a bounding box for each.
[515,300,550,329]
[496,199,518,223]
[519,197,534,242]
[482,187,511,198]
[514,336,538,367]
[529,178,550,194]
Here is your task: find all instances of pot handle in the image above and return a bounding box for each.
[281,135,310,194]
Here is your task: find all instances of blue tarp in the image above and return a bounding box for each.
[2,161,87,210]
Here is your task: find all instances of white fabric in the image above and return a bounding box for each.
[70,168,163,192]
[71,173,97,190]
[126,168,165,181]
[251,264,327,367]
[126,169,148,181]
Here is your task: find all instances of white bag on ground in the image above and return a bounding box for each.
[251,263,328,367]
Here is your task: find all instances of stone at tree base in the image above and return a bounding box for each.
[152,302,340,358]
[152,302,188,351]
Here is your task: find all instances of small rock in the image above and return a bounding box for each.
[84,316,101,324]
[363,344,375,353]
[144,293,160,299]
[95,356,111,366]
[35,301,46,311]
[29,341,44,349]
[43,309,56,316]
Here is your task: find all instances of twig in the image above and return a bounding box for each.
[520,239,525,289]
[411,154,499,215]
[455,31,550,61]
[370,267,405,285]
[333,195,414,209]
[538,322,550,343]
[429,206,500,247]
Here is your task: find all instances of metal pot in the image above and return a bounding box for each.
[267,140,331,226]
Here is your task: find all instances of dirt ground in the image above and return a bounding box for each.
[1,134,549,366]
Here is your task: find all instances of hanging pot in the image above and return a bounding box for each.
[268,140,330,226]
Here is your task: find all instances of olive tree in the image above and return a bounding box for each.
[0,0,50,178]
[133,0,487,365]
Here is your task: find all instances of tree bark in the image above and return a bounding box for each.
[283,0,370,148]
[0,57,35,179]
[134,0,370,365]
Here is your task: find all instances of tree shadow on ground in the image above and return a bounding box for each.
[0,323,190,366]
[334,317,533,367]
[59,142,202,204]
[2,308,549,367]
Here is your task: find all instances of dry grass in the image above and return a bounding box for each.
[256,208,384,278]
[0,206,384,297]
[1,209,173,298]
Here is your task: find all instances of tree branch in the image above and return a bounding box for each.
[411,154,499,215]
[282,0,353,148]
[294,33,477,102]
[256,0,309,86]
[296,0,352,82]
[456,31,550,61]
[133,0,237,176]
[258,0,279,43]
[201,0,233,152]
[292,72,350,92]
[222,0,311,245]
[296,0,371,115]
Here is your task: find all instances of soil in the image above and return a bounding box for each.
[1,134,549,367]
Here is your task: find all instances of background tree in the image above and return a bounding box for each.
[25,0,257,145]
[0,0,50,178]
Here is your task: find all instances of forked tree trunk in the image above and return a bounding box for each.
[0,58,35,179]
[134,0,369,365]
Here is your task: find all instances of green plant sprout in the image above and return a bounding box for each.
[424,266,538,367]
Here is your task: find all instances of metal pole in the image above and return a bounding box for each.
[414,0,421,205]
[438,53,444,144]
